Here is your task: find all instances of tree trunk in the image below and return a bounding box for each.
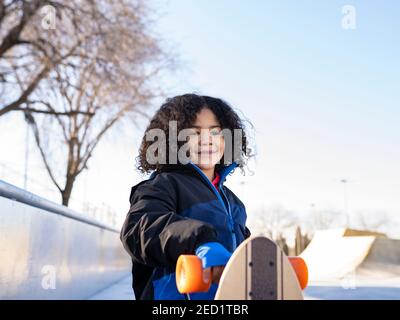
[61,175,76,207]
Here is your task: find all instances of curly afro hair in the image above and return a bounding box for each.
[136,93,252,174]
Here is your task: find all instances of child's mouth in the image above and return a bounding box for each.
[198,150,217,155]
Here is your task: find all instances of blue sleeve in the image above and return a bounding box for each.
[195,242,232,269]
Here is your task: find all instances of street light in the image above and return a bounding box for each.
[340,179,350,227]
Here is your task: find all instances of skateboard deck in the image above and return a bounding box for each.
[176,236,308,300]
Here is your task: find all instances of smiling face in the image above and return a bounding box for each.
[186,108,225,172]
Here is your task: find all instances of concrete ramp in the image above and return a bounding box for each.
[301,228,400,282]
[356,238,400,279]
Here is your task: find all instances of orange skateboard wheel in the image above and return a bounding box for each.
[288,256,308,290]
[176,255,212,293]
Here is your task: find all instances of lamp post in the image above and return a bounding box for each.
[340,179,350,227]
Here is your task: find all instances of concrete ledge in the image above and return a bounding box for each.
[0,180,130,299]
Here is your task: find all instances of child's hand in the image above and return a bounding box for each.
[211,266,225,284]
[204,265,225,284]
[195,242,232,269]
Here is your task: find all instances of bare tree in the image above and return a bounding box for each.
[2,1,75,115]
[252,204,298,240]
[316,208,345,229]
[355,210,390,233]
[17,0,174,205]
[1,0,163,117]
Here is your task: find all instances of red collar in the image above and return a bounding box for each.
[212,172,221,190]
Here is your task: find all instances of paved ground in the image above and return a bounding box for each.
[304,279,400,300]
[89,275,134,300]
[88,275,400,300]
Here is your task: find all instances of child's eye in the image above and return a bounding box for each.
[188,130,200,136]
[187,128,221,136]
[210,129,222,136]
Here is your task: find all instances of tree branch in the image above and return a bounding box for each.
[24,111,63,193]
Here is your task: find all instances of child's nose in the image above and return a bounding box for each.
[199,131,213,145]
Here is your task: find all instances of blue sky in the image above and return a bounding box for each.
[1,1,399,236]
[149,1,400,231]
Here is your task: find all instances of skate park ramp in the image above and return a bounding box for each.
[301,228,400,300]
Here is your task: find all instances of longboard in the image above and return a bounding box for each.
[176,236,308,300]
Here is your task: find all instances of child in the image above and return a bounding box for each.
[120,93,252,300]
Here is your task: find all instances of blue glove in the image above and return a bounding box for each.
[195,242,232,269]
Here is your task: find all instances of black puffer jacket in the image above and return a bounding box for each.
[120,162,250,299]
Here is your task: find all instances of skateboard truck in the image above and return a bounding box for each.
[176,254,308,295]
